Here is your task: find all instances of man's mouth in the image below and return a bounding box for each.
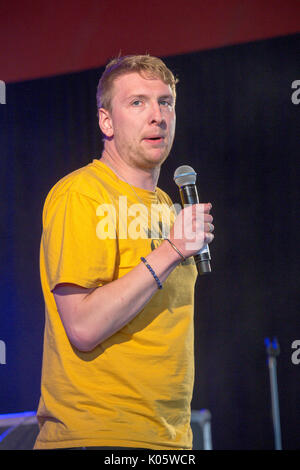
[143,136,165,143]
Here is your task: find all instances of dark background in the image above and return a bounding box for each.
[0,2,300,450]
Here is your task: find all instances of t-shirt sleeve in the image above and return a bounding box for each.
[42,191,117,291]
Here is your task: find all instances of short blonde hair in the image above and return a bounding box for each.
[96,54,178,112]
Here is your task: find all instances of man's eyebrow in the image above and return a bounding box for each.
[159,94,174,102]
[126,94,148,101]
[126,93,174,102]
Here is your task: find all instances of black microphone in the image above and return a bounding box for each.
[174,165,211,275]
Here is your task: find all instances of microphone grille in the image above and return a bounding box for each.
[174,165,197,187]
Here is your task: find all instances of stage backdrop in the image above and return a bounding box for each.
[0,33,299,450]
[1,0,300,83]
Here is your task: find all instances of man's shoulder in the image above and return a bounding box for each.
[44,159,112,206]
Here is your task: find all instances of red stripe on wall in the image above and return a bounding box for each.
[1,0,300,83]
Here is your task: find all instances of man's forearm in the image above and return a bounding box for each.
[54,240,182,351]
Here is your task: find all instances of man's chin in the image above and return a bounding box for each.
[143,149,170,168]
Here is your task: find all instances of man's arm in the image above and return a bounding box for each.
[53,204,214,351]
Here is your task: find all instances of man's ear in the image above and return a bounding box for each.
[98,108,114,138]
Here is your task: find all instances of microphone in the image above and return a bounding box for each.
[174,165,211,275]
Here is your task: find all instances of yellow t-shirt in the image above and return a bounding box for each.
[35,159,198,450]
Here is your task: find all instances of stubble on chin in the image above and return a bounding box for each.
[115,138,170,171]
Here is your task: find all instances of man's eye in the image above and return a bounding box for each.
[160,100,172,107]
[132,100,142,106]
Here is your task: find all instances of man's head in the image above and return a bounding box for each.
[97,55,178,171]
[96,54,178,113]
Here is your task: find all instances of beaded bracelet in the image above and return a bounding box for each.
[140,257,163,290]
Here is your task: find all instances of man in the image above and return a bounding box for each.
[34,55,214,450]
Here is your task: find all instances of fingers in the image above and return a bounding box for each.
[190,204,213,225]
[199,202,212,215]
[186,204,214,230]
[204,204,214,243]
[204,202,212,213]
[204,230,214,244]
[205,222,214,233]
[170,202,215,257]
[198,203,214,244]
[189,202,212,213]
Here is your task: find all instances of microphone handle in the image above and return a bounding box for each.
[179,184,211,275]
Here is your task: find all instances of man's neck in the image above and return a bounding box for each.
[100,146,160,192]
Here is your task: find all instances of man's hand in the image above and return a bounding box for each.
[168,203,214,259]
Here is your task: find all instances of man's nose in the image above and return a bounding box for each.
[149,102,164,125]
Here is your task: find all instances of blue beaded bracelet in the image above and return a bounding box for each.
[140,257,163,290]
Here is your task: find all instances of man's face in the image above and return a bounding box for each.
[101,72,176,170]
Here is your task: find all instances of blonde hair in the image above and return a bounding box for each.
[96,54,178,112]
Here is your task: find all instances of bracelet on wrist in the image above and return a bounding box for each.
[140,257,163,290]
[164,238,186,261]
